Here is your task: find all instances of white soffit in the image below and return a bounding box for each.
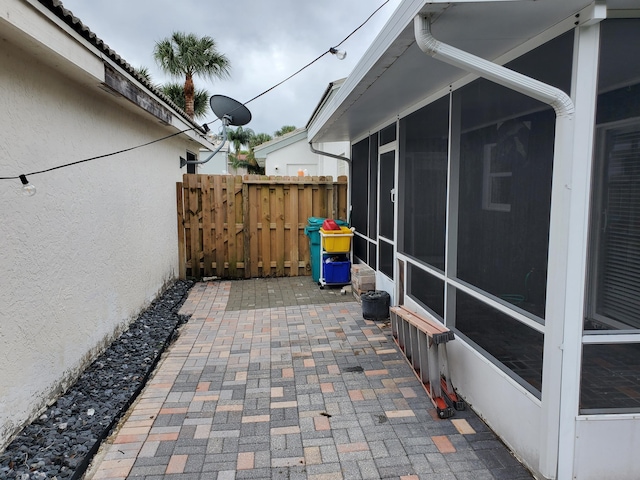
[308,0,636,144]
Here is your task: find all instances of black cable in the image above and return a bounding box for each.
[334,0,389,49]
[242,51,329,106]
[0,129,190,180]
[1,0,390,182]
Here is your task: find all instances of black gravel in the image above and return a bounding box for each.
[0,279,194,480]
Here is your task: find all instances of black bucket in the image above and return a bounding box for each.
[361,290,390,320]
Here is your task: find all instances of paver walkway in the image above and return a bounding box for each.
[86,278,533,479]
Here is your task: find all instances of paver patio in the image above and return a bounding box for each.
[85,278,533,479]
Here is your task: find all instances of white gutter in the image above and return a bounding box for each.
[414,15,575,118]
[308,143,351,166]
[414,14,575,479]
[309,142,352,224]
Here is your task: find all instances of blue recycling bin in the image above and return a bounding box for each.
[304,217,348,282]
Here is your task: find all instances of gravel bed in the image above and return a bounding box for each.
[0,279,194,480]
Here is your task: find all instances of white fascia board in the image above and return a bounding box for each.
[3,0,210,149]
[307,0,537,143]
[1,0,105,81]
[308,0,427,142]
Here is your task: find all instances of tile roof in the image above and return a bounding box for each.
[38,0,204,131]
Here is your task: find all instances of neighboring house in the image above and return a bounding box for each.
[0,0,216,449]
[254,128,349,177]
[197,141,234,175]
[255,80,350,178]
[307,1,640,479]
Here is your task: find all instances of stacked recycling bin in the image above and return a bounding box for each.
[304,217,349,284]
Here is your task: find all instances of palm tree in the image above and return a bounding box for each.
[227,126,255,155]
[153,32,230,119]
[134,66,154,85]
[228,127,267,174]
[250,133,273,148]
[161,83,210,119]
[274,125,296,137]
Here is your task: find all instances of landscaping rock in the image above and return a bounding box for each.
[0,279,194,479]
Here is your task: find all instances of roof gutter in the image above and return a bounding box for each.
[414,13,575,479]
[308,142,351,165]
[414,15,574,118]
[309,142,352,223]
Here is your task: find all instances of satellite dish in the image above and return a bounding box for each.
[181,95,251,168]
[209,95,252,126]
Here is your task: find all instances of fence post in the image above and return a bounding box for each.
[176,181,186,279]
[202,175,214,278]
[243,181,251,278]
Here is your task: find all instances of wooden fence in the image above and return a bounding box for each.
[176,174,348,279]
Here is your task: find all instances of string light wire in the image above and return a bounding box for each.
[0,0,390,182]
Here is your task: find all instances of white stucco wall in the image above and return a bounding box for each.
[315,141,350,179]
[264,139,349,178]
[0,33,195,448]
[197,145,230,174]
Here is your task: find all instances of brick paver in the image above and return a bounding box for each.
[85,277,533,479]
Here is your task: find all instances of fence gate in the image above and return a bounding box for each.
[177,174,348,280]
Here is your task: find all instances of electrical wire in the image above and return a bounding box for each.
[0,130,187,180]
[0,0,391,182]
[334,0,389,49]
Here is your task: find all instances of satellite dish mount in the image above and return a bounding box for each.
[181,95,252,168]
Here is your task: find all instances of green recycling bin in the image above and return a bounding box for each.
[304,217,347,283]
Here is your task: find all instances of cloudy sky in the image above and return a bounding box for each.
[60,0,402,136]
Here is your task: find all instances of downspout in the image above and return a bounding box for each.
[309,142,352,224]
[414,14,575,479]
[414,15,574,117]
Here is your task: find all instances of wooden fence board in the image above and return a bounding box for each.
[275,184,285,277]
[241,183,250,278]
[249,184,259,278]
[337,175,348,220]
[187,174,201,277]
[213,175,225,277]
[261,185,271,277]
[201,175,213,278]
[227,176,237,278]
[177,174,347,279]
[176,182,186,279]
[288,185,299,276]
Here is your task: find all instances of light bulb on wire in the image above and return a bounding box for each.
[329,47,347,60]
[19,175,36,196]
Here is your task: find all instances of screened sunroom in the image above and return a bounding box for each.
[308,1,640,478]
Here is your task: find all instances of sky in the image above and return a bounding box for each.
[59,0,403,137]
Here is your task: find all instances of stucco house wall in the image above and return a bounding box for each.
[198,142,232,174]
[255,129,349,177]
[0,0,212,449]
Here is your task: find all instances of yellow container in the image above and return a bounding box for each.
[320,226,353,252]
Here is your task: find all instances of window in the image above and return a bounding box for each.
[380,124,396,146]
[589,122,640,330]
[351,139,369,236]
[455,289,544,396]
[580,19,640,415]
[351,134,378,269]
[454,31,573,319]
[586,19,640,331]
[186,151,197,174]
[581,343,640,413]
[399,95,449,271]
[408,265,445,319]
[379,240,393,279]
[456,89,554,319]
